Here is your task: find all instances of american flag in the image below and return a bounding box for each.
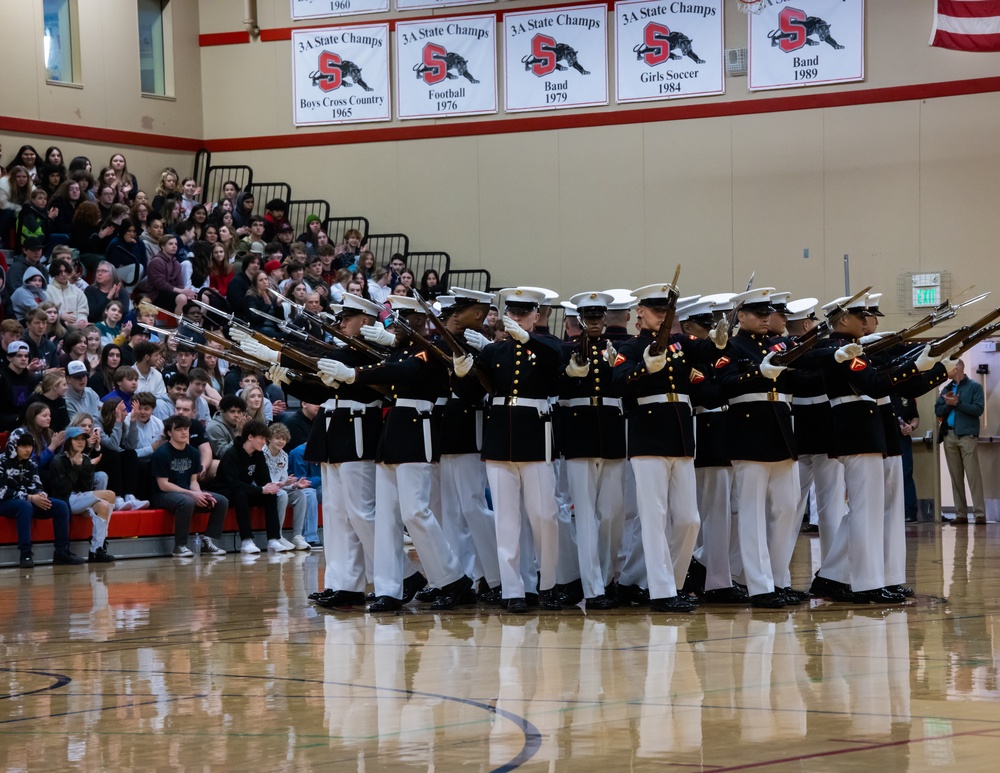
[931,0,1000,52]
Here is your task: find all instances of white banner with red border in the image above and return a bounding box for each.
[292,25,391,125]
[503,5,609,113]
[291,0,388,20]
[614,0,724,104]
[396,0,492,11]
[396,16,498,119]
[748,0,865,92]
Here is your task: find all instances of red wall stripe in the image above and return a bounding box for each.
[4,77,1000,154]
[199,29,251,47]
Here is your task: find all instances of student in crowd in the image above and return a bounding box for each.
[124,391,165,498]
[206,394,247,459]
[89,344,123,398]
[98,397,146,510]
[215,420,287,554]
[64,361,102,423]
[12,402,65,473]
[279,401,318,451]
[48,426,117,563]
[288,443,322,546]
[173,394,217,482]
[45,257,89,329]
[263,422,315,550]
[0,341,42,431]
[11,267,47,321]
[25,371,70,432]
[132,341,166,396]
[101,366,139,412]
[151,414,230,557]
[20,308,59,370]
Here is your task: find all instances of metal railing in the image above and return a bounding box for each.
[404,251,451,287]
[442,268,492,293]
[364,233,409,268]
[204,165,253,207]
[286,200,331,237]
[324,216,370,250]
[248,182,293,211]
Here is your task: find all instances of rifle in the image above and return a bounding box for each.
[410,290,494,393]
[249,308,342,355]
[928,304,1000,357]
[726,270,755,333]
[386,309,454,368]
[951,322,1000,360]
[769,285,872,366]
[267,287,390,361]
[863,292,989,357]
[649,264,682,357]
[150,306,235,350]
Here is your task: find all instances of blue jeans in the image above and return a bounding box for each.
[0,497,71,554]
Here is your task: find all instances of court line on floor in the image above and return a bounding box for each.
[0,669,72,701]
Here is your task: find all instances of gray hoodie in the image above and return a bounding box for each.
[11,266,47,320]
[65,381,102,424]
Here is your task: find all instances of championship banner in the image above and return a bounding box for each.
[614,0,724,104]
[503,5,609,113]
[291,0,389,20]
[291,25,391,125]
[748,0,865,92]
[396,0,491,11]
[396,16,497,120]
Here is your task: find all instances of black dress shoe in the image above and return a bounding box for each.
[885,584,914,598]
[415,586,441,603]
[525,592,539,608]
[507,597,528,613]
[367,595,403,612]
[19,553,33,569]
[650,595,697,613]
[477,582,504,605]
[810,575,854,602]
[701,587,750,605]
[555,579,584,606]
[53,550,85,565]
[750,592,786,609]
[431,576,476,610]
[585,594,618,610]
[617,584,650,606]
[309,588,334,601]
[801,523,819,534]
[904,515,918,523]
[317,590,366,609]
[782,587,809,602]
[681,558,707,596]
[401,572,427,603]
[538,589,563,610]
[853,588,905,605]
[89,548,116,563]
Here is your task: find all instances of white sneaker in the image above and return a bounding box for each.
[240,539,261,554]
[172,545,194,558]
[115,497,132,511]
[268,539,292,552]
[200,536,227,556]
[126,494,151,510]
[278,537,296,551]
[292,535,311,551]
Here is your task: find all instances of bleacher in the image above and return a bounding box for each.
[0,148,501,566]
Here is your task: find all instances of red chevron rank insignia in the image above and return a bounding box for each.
[415,351,428,362]
[614,354,626,367]
[690,368,705,384]
[849,357,867,371]
[714,356,730,369]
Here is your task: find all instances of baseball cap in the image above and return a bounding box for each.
[278,222,293,233]
[22,237,44,251]
[66,361,88,377]
[249,242,265,254]
[64,426,87,440]
[263,259,283,275]
[7,342,29,356]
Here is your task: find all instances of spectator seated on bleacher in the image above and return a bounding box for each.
[173,393,217,482]
[132,340,166,396]
[46,257,90,329]
[101,365,138,412]
[11,266,47,321]
[85,260,131,325]
[97,395,146,509]
[206,394,246,460]
[0,341,41,431]
[124,391,164,499]
[24,371,70,433]
[262,199,288,243]
[226,251,262,317]
[264,423,315,551]
[288,443,321,546]
[4,237,47,304]
[154,371,190,421]
[65,360,101,422]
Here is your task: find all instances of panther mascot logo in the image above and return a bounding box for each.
[413,44,479,85]
[522,35,590,77]
[633,24,705,66]
[309,52,374,93]
[768,8,845,52]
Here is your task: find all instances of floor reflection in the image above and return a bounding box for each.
[0,525,998,770]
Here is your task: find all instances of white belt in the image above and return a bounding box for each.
[395,398,435,462]
[830,395,876,406]
[694,406,726,415]
[558,397,623,410]
[435,397,449,407]
[491,396,552,462]
[792,395,828,406]
[327,400,381,458]
[636,393,691,406]
[876,397,891,406]
[334,399,381,413]
[730,392,791,405]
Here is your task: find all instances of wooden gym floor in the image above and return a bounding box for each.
[1,522,998,772]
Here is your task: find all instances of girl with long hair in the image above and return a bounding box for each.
[90,343,123,397]
[27,372,70,432]
[9,403,63,470]
[109,153,138,201]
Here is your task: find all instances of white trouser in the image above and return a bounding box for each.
[375,462,464,597]
[565,458,625,598]
[732,459,800,597]
[797,454,846,562]
[617,459,646,587]
[322,461,379,593]
[693,466,734,591]
[883,456,906,587]
[630,456,700,600]
[486,460,559,599]
[821,454,886,592]
[440,454,501,588]
[275,487,312,537]
[552,458,581,585]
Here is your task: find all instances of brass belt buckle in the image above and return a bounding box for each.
[508,396,519,407]
[767,392,779,402]
[590,396,600,407]
[665,393,680,403]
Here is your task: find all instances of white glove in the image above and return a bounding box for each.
[240,340,279,364]
[941,346,961,371]
[266,364,290,387]
[859,334,882,345]
[360,323,396,348]
[565,358,590,378]
[452,354,473,378]
[503,316,529,344]
[318,358,356,385]
[642,345,667,374]
[914,343,940,372]
[230,327,251,343]
[834,343,863,363]
[709,319,728,349]
[319,371,341,389]
[759,351,787,381]
[463,328,491,351]
[604,341,618,366]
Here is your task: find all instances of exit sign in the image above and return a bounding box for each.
[912,273,941,308]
